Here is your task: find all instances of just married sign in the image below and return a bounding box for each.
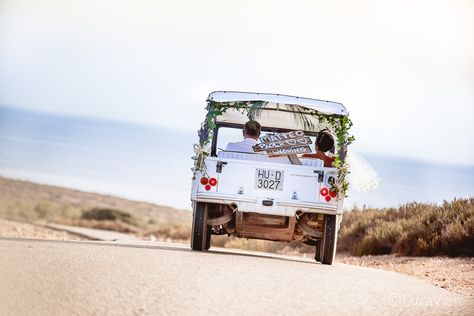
[252,130,312,157]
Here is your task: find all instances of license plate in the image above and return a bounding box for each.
[254,168,284,191]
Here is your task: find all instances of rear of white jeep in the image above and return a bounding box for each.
[190,91,353,265]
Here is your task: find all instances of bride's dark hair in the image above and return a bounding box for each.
[316,130,334,152]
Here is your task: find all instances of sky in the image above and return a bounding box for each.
[0,0,473,165]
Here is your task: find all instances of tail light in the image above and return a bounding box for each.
[320,187,336,202]
[320,188,328,196]
[200,176,216,191]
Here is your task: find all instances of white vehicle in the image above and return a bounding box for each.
[190,91,354,265]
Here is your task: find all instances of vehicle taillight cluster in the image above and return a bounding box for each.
[320,187,337,202]
[200,177,217,191]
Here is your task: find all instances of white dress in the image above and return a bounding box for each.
[346,150,380,192]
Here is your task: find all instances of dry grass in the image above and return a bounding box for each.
[0,177,191,237]
[210,199,474,258]
[338,198,474,257]
[1,176,472,258]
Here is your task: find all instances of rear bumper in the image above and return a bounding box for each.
[193,192,341,216]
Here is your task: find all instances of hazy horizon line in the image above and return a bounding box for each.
[2,103,473,169]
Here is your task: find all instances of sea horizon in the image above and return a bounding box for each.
[1,105,472,210]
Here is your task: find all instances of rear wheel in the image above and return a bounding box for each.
[191,202,210,251]
[318,214,337,265]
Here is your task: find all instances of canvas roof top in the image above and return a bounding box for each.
[207,91,347,131]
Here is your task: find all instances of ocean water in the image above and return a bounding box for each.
[346,155,474,209]
[0,106,472,210]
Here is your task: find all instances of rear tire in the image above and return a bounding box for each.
[320,214,337,265]
[191,202,209,251]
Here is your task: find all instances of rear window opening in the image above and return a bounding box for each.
[213,124,334,157]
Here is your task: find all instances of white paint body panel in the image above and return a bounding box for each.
[191,155,343,217]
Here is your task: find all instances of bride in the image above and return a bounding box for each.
[304,130,379,193]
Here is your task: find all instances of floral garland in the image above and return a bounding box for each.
[191,101,234,177]
[191,101,355,198]
[293,108,355,197]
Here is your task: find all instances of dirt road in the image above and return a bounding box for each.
[0,238,472,315]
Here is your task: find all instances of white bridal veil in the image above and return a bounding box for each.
[345,150,380,192]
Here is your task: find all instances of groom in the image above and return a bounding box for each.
[225,121,261,153]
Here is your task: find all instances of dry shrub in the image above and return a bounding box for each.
[81,208,135,224]
[211,236,290,254]
[353,221,404,256]
[35,202,82,221]
[76,219,138,233]
[338,198,474,257]
[150,224,191,241]
[0,176,190,233]
[208,236,315,255]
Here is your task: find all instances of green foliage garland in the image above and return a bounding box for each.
[192,101,355,197]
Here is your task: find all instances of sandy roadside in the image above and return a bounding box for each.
[337,254,474,298]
